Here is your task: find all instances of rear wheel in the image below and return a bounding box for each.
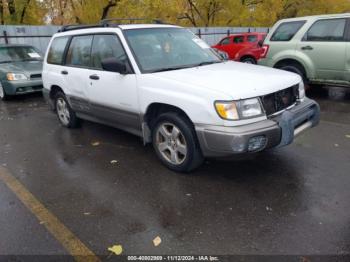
[241,57,257,64]
[54,92,80,128]
[0,82,8,101]
[152,113,204,173]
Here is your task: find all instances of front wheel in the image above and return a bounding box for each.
[152,113,204,173]
[54,92,80,128]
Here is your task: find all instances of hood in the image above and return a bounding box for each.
[154,61,301,100]
[0,60,43,75]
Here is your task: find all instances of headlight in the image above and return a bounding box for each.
[7,73,28,81]
[215,98,263,120]
[298,81,305,100]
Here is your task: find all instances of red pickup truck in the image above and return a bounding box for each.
[212,32,266,64]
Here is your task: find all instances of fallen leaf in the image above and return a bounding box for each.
[346,135,350,138]
[110,160,118,164]
[334,144,339,147]
[91,141,100,146]
[153,236,162,247]
[39,221,45,225]
[84,212,91,216]
[108,245,123,255]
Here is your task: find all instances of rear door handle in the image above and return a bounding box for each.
[61,70,68,75]
[301,46,313,50]
[89,74,100,80]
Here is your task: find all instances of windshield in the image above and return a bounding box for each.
[124,28,222,73]
[0,46,42,63]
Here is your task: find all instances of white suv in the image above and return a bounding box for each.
[42,20,320,172]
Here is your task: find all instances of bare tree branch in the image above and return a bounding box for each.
[101,0,119,20]
[20,0,31,24]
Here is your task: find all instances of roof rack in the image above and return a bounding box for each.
[100,18,164,26]
[58,18,166,33]
[58,24,103,32]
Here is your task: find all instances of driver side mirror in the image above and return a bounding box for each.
[101,57,127,74]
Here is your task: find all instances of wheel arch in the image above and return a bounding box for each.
[142,102,195,144]
[273,56,314,79]
[240,55,257,63]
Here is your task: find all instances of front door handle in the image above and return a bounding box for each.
[89,74,100,80]
[301,46,313,51]
[61,70,68,75]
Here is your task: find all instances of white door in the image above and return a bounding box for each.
[86,34,140,135]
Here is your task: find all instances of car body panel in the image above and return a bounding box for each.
[259,13,350,87]
[212,33,266,60]
[234,45,264,62]
[43,25,319,158]
[0,45,43,96]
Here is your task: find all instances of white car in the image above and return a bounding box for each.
[42,21,320,172]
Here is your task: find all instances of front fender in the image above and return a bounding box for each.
[137,75,229,126]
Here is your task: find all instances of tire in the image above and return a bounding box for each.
[152,112,204,173]
[0,82,8,101]
[277,63,308,84]
[54,91,80,128]
[241,57,256,64]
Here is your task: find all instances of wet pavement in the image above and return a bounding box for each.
[0,87,349,258]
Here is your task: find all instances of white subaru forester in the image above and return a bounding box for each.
[42,20,320,172]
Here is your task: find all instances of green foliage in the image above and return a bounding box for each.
[0,0,350,26]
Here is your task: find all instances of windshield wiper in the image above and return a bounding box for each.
[0,60,14,64]
[22,58,42,61]
[196,61,222,67]
[150,65,193,73]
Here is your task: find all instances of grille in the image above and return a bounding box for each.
[261,85,298,116]
[30,74,42,79]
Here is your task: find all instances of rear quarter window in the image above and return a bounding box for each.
[47,36,69,64]
[270,21,306,41]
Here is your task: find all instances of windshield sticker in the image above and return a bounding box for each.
[28,52,41,58]
[192,38,210,49]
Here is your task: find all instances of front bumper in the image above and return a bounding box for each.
[1,79,43,95]
[196,98,320,157]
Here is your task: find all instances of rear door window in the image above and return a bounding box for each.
[65,35,93,67]
[271,21,305,41]
[303,18,346,42]
[47,36,69,64]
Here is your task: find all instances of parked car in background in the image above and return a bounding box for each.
[233,45,265,64]
[0,44,43,100]
[259,13,350,91]
[43,21,319,172]
[212,32,266,60]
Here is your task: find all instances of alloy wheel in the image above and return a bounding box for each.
[155,123,188,165]
[56,98,70,126]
